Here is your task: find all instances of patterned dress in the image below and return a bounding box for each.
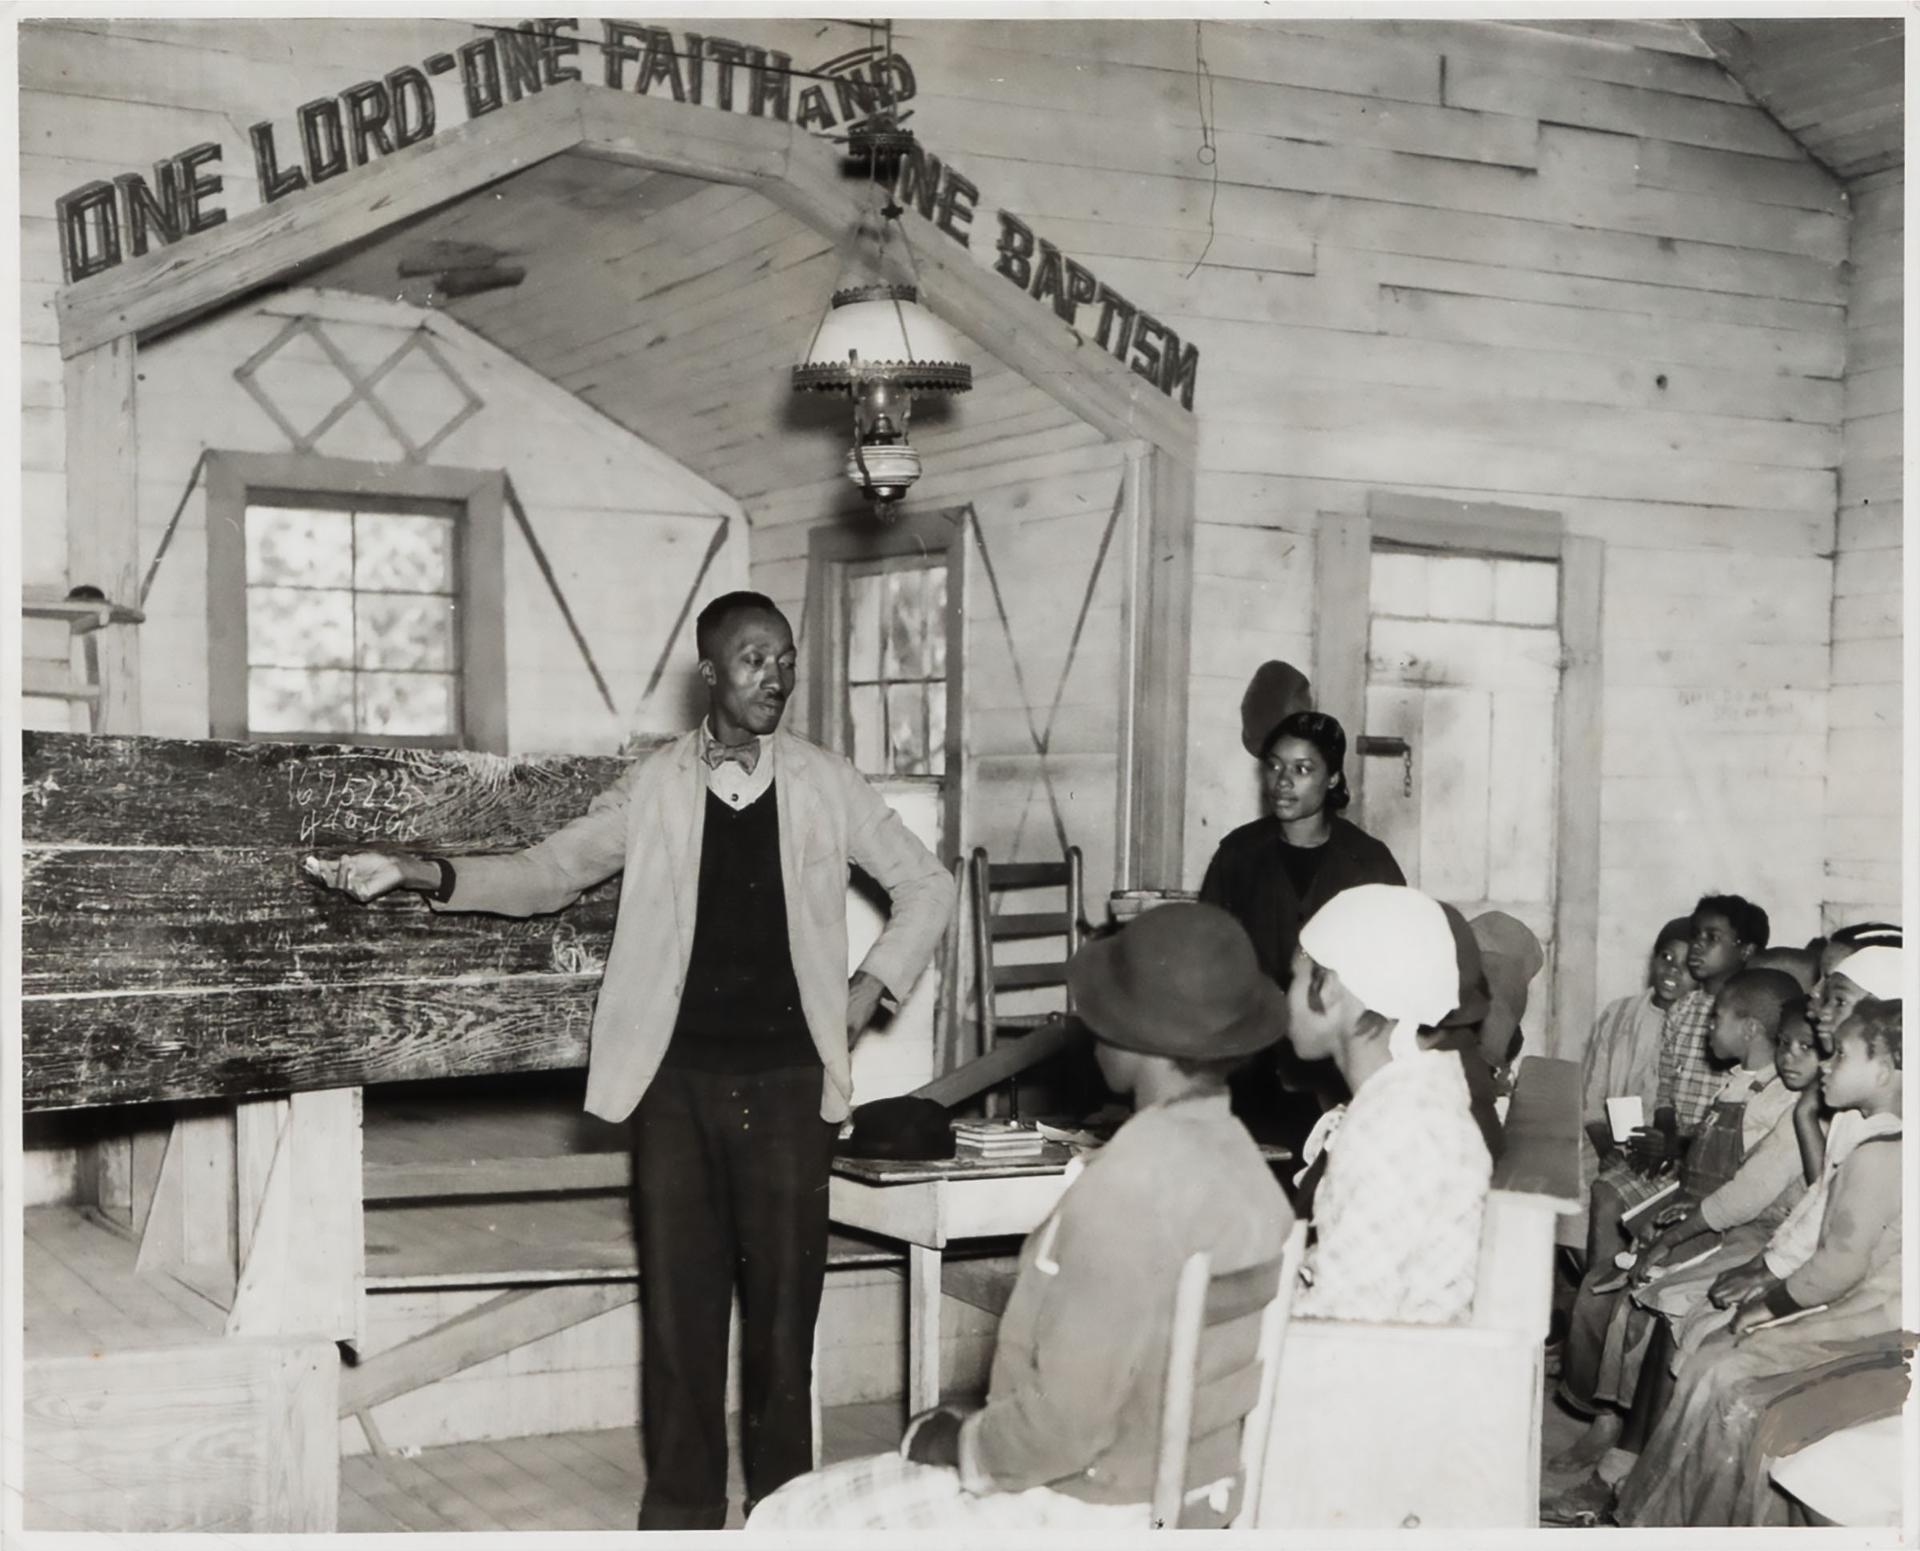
[1296,1047,1491,1325]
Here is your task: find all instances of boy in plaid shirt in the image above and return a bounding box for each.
[1584,895,1769,1270]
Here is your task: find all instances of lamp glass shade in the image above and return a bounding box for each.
[793,296,971,395]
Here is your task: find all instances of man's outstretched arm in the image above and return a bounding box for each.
[306,757,643,917]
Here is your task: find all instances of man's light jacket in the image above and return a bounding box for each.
[433,727,956,1123]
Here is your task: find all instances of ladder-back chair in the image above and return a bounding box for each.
[1150,1219,1310,1529]
[967,846,1084,1062]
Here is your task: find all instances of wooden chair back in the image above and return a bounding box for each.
[967,846,1084,1060]
[1151,1219,1309,1529]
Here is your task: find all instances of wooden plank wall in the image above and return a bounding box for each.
[1825,169,1903,928]
[651,14,1852,1003]
[942,18,1850,1004]
[119,289,740,752]
[20,16,1867,1030]
[18,17,484,583]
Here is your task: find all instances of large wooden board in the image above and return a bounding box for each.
[25,1334,340,1532]
[22,732,632,1111]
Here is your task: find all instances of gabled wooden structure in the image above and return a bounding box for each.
[56,81,1200,888]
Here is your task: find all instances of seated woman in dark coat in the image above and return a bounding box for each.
[1198,664,1405,1153]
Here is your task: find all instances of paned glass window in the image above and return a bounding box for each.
[243,502,460,739]
[844,558,947,777]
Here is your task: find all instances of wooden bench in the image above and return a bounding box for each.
[1769,1415,1906,1528]
[1256,1056,1582,1529]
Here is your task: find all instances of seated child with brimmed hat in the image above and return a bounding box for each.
[748,903,1293,1531]
[1424,905,1547,1138]
[1283,883,1493,1326]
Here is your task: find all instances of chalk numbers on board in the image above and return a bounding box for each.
[289,763,423,847]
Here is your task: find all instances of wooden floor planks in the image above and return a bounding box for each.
[338,1381,1585,1532]
[24,1206,227,1355]
[336,1403,908,1532]
[363,1192,640,1287]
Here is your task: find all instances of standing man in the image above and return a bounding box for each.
[308,591,955,1529]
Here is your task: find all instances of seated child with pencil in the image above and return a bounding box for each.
[1606,995,1907,1527]
[1553,967,1802,1457]
[1546,981,1817,1482]
[1633,922,1907,1314]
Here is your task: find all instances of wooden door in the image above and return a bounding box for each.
[1357,549,1562,1054]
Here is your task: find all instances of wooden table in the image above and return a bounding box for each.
[832,1140,1292,1414]
[828,1148,1078,1414]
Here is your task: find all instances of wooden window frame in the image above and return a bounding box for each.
[806,507,968,866]
[205,451,508,752]
[1314,491,1604,1056]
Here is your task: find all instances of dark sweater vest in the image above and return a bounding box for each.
[661,784,818,1073]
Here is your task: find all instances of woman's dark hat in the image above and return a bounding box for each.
[1435,901,1492,1030]
[1068,902,1287,1060]
[1472,911,1545,1067]
[1240,660,1313,758]
[838,1095,955,1161]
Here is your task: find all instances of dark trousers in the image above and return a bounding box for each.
[1559,1269,1617,1414]
[629,1064,838,1530]
[1622,1320,1678,1452]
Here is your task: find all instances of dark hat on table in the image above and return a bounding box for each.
[838,1095,955,1161]
[1068,902,1287,1060]
[1240,660,1314,758]
[1471,910,1545,1067]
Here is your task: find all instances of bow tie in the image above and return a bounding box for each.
[704,738,761,775]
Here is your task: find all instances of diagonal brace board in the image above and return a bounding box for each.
[340,1282,637,1415]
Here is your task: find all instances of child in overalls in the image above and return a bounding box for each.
[1678,970,1803,1198]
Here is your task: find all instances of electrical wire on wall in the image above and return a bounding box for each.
[1185,20,1220,279]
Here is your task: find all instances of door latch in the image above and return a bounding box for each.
[1356,735,1414,797]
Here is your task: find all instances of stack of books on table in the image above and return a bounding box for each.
[951,1120,1048,1162]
